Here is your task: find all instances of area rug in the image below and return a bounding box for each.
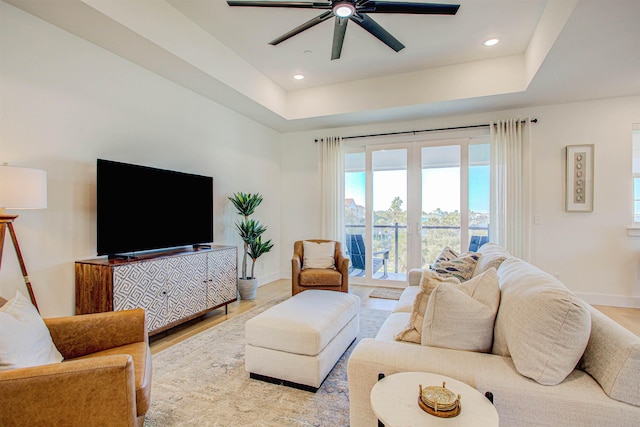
[368,287,403,300]
[144,300,391,427]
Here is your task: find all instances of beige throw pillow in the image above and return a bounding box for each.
[302,241,335,269]
[493,258,591,386]
[421,268,501,353]
[473,243,509,277]
[432,251,482,282]
[0,291,63,371]
[395,270,460,344]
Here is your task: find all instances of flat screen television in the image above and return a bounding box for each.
[97,159,213,257]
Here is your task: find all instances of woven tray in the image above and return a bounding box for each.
[418,382,461,418]
[418,396,461,418]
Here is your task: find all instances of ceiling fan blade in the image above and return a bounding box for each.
[359,1,460,15]
[227,1,330,9]
[269,11,333,45]
[350,13,405,52]
[331,17,349,60]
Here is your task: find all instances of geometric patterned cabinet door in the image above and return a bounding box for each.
[112,260,171,332]
[207,246,237,308]
[75,245,238,335]
[165,253,208,327]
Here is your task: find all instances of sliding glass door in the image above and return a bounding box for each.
[420,145,461,266]
[372,148,408,281]
[468,143,491,247]
[345,145,410,284]
[345,136,490,283]
[345,151,367,278]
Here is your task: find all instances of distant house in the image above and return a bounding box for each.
[345,198,365,224]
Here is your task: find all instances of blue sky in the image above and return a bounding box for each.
[345,165,489,214]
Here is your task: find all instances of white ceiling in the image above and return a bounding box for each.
[5,0,640,132]
[170,0,545,91]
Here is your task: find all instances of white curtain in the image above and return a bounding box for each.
[490,118,532,260]
[318,136,345,242]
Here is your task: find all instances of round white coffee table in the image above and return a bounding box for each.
[370,372,499,427]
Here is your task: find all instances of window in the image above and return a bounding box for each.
[633,124,640,223]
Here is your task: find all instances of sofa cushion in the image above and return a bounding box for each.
[431,251,481,282]
[348,338,640,427]
[302,240,335,269]
[579,306,640,406]
[299,268,342,286]
[473,242,509,276]
[0,291,64,371]
[421,268,501,352]
[376,312,412,342]
[493,258,591,385]
[393,286,420,313]
[394,270,459,344]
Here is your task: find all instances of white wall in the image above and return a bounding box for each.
[3,2,639,316]
[281,96,640,307]
[529,97,640,306]
[0,3,282,317]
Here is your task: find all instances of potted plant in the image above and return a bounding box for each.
[248,236,274,280]
[228,192,273,300]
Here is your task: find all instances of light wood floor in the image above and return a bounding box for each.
[592,304,640,336]
[150,279,640,354]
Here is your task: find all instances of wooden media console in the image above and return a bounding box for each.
[75,245,237,335]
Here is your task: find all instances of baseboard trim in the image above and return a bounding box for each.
[575,292,640,308]
[256,272,281,287]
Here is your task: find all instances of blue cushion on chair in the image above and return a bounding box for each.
[468,235,489,252]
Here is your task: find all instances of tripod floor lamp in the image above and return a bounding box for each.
[0,164,47,312]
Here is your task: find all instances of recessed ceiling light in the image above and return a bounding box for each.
[484,38,500,47]
[293,74,305,80]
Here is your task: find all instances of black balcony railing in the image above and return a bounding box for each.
[345,223,489,276]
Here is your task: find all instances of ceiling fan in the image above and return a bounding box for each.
[226,1,460,60]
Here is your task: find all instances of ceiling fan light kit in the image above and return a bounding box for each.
[227,1,460,60]
[333,2,356,17]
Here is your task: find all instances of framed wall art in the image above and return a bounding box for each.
[565,144,594,212]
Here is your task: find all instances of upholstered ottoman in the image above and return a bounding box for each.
[245,289,360,392]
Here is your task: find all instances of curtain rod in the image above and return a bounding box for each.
[329,118,538,141]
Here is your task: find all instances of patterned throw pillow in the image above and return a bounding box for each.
[432,251,482,282]
[395,270,461,344]
[434,246,459,265]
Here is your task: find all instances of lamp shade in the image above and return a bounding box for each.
[0,165,47,209]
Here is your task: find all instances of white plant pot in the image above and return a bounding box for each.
[238,277,258,300]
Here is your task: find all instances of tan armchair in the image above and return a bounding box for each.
[292,239,350,296]
[0,307,151,427]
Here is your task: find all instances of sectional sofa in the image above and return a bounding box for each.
[347,243,640,426]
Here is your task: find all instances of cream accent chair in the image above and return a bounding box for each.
[292,239,350,296]
[0,297,152,427]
